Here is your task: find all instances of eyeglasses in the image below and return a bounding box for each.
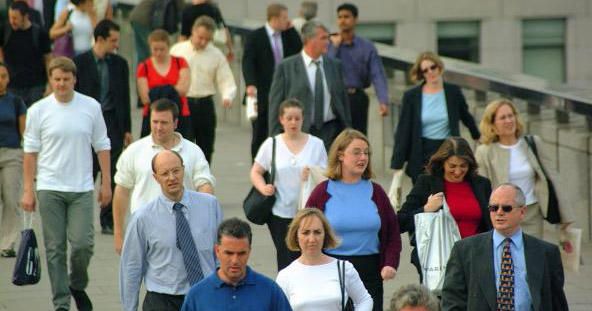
[156,167,183,178]
[488,204,515,213]
[421,64,438,74]
[349,150,371,157]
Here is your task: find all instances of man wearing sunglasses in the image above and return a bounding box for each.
[442,183,568,311]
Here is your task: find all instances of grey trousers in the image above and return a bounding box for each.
[37,190,94,310]
[0,148,22,250]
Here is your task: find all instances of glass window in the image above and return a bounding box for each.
[522,19,566,83]
[356,23,396,45]
[437,21,480,63]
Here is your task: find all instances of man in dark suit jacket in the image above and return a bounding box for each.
[268,20,351,149]
[442,183,568,311]
[74,20,131,235]
[242,3,301,159]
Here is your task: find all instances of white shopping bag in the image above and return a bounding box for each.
[246,96,258,121]
[414,198,461,294]
[298,166,327,210]
[559,227,582,272]
[388,169,413,211]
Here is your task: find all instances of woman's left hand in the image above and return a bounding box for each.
[380,266,396,281]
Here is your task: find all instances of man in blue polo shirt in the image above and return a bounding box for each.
[181,218,292,311]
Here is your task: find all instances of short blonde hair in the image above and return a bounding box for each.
[326,129,374,180]
[479,99,525,144]
[192,15,216,33]
[409,51,444,84]
[285,209,339,251]
[48,56,77,76]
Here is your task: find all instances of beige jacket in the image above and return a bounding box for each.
[475,135,574,223]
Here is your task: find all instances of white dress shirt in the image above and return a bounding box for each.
[301,51,335,122]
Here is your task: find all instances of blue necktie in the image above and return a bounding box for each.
[497,238,515,310]
[173,202,204,285]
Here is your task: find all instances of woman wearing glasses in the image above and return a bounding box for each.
[306,129,401,311]
[475,99,574,238]
[398,136,492,280]
[390,51,480,183]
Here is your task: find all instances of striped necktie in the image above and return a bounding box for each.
[497,238,515,310]
[173,202,204,285]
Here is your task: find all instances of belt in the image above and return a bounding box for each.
[347,88,363,94]
[187,95,214,102]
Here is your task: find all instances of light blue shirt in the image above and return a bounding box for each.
[421,90,450,139]
[492,229,533,311]
[120,189,223,311]
[325,179,380,256]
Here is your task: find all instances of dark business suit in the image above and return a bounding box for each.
[242,26,301,159]
[268,53,351,148]
[441,231,569,311]
[398,173,492,279]
[390,82,480,181]
[74,50,131,231]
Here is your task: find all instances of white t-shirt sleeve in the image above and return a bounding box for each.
[23,105,41,153]
[345,261,373,311]
[254,137,274,172]
[311,136,328,169]
[275,268,291,301]
[190,144,216,188]
[90,100,111,151]
[114,146,135,189]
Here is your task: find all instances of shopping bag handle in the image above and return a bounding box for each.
[22,212,34,230]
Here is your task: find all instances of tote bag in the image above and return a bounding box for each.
[414,198,460,293]
[243,138,276,225]
[12,213,41,286]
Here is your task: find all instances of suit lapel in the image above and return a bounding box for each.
[476,233,497,310]
[261,29,274,60]
[491,145,510,185]
[86,53,100,85]
[524,234,543,310]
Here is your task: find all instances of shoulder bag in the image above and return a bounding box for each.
[524,135,561,224]
[243,137,276,225]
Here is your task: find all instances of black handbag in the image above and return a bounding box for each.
[524,135,561,224]
[243,137,276,225]
[12,213,41,286]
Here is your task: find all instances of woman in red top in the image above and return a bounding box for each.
[397,136,492,281]
[137,29,192,138]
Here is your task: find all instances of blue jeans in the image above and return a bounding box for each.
[131,21,151,65]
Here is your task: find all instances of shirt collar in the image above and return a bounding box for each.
[265,23,279,37]
[92,49,110,62]
[158,190,189,214]
[493,228,524,250]
[301,51,322,66]
[213,266,256,288]
[150,132,184,151]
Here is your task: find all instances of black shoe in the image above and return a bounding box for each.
[101,226,114,235]
[0,249,16,257]
[69,287,93,311]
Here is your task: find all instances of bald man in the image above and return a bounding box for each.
[120,150,222,311]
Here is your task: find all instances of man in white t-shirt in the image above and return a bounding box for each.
[112,98,215,255]
[21,57,111,311]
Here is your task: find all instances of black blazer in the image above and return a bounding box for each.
[74,50,131,134]
[442,231,568,311]
[390,82,480,179]
[398,174,492,246]
[241,26,302,113]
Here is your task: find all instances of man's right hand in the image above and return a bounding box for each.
[114,232,123,255]
[330,33,342,47]
[21,190,36,212]
[246,85,257,97]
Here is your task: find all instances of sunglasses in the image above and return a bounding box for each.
[421,64,438,74]
[488,204,515,213]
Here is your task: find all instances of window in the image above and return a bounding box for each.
[522,19,566,83]
[437,21,480,62]
[356,23,396,45]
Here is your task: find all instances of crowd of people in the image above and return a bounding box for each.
[0,0,573,311]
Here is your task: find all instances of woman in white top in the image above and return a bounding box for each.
[475,99,574,238]
[50,0,96,56]
[277,208,373,311]
[251,98,328,271]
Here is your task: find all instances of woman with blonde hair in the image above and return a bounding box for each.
[475,99,574,237]
[276,208,373,310]
[390,51,480,183]
[306,129,401,311]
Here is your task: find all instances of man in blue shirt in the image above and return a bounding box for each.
[181,218,292,311]
[328,3,389,135]
[441,183,568,311]
[119,150,222,311]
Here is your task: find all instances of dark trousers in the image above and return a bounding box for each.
[188,96,216,164]
[348,89,370,135]
[331,254,383,311]
[267,214,299,271]
[250,108,268,160]
[142,291,185,311]
[93,110,123,229]
[309,119,345,151]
